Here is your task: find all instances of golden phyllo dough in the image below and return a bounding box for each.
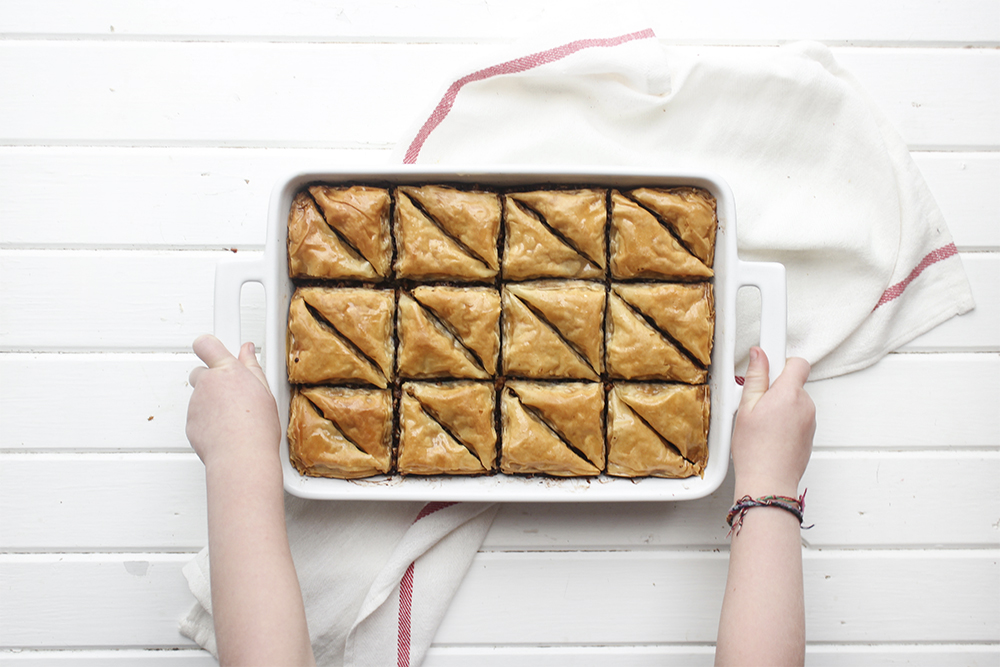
[610,191,713,280]
[607,383,709,478]
[503,190,606,280]
[605,287,708,384]
[613,283,714,366]
[500,381,605,476]
[627,187,717,267]
[288,387,392,478]
[502,281,605,380]
[397,382,497,475]
[394,185,500,281]
[288,185,391,279]
[286,287,395,387]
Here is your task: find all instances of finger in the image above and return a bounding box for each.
[192,334,238,369]
[738,346,770,413]
[238,341,271,390]
[188,365,207,387]
[773,356,811,390]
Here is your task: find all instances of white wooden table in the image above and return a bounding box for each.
[1,2,998,664]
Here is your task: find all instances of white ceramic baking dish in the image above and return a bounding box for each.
[214,167,785,502]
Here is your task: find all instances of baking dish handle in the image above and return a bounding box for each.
[736,259,787,389]
[214,255,266,355]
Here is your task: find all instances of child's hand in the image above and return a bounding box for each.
[731,346,816,499]
[186,334,281,471]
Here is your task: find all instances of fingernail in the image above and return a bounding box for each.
[750,347,759,362]
[249,342,255,354]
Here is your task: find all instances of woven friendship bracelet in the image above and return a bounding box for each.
[726,489,814,536]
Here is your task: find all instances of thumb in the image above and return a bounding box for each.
[238,341,271,391]
[739,346,770,413]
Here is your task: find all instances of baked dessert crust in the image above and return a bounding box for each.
[500,383,603,476]
[627,187,717,267]
[610,191,713,280]
[287,191,379,280]
[306,185,392,278]
[394,187,499,281]
[397,381,497,475]
[605,290,707,384]
[606,383,709,478]
[613,283,714,366]
[508,189,606,270]
[396,291,489,379]
[286,287,395,387]
[502,281,604,380]
[409,286,501,375]
[503,196,604,280]
[288,386,392,478]
[399,185,501,271]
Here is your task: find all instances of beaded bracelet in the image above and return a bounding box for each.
[726,489,814,536]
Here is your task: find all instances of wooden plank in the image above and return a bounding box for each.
[5,551,993,647]
[1,250,993,352]
[1,644,996,666]
[422,644,1000,667]
[0,650,217,664]
[0,44,996,150]
[1,0,997,45]
[1,451,995,552]
[0,149,995,250]
[3,351,995,452]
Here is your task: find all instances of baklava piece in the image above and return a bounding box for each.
[612,283,714,366]
[627,187,717,267]
[607,383,709,478]
[605,287,708,384]
[500,381,604,476]
[288,386,393,478]
[503,189,606,280]
[287,185,391,280]
[397,286,501,379]
[610,191,713,280]
[286,287,395,387]
[394,185,500,281]
[397,382,497,475]
[502,281,605,380]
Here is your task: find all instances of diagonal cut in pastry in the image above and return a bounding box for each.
[398,382,497,475]
[605,291,707,384]
[626,187,717,267]
[287,191,379,280]
[288,387,393,478]
[286,287,395,387]
[394,188,499,281]
[397,291,490,379]
[503,196,605,280]
[502,281,604,380]
[410,285,501,375]
[307,185,392,277]
[606,383,709,478]
[504,381,605,471]
[399,185,501,271]
[500,384,602,476]
[508,189,607,269]
[613,282,714,366]
[610,191,713,280]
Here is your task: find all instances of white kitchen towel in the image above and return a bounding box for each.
[180,498,498,666]
[397,29,975,379]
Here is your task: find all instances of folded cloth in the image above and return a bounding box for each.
[180,498,498,666]
[397,30,975,380]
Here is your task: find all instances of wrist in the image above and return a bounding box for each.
[733,475,799,502]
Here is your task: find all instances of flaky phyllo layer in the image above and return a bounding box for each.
[286,184,715,478]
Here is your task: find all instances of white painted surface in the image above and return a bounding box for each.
[1,1,997,664]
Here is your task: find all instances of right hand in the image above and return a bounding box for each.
[731,346,816,499]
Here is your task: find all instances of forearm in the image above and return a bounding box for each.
[715,494,805,667]
[205,449,315,666]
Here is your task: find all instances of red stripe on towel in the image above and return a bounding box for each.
[396,502,458,666]
[397,562,415,667]
[403,29,657,164]
[874,243,958,310]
